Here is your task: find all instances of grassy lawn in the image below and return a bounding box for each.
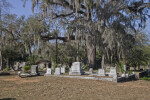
[0,74,150,100]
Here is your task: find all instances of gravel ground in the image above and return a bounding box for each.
[0,75,150,100]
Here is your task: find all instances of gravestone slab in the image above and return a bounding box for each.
[54,68,61,75]
[124,65,127,72]
[61,68,65,74]
[97,69,105,76]
[109,67,117,77]
[89,68,93,74]
[69,62,83,75]
[45,68,52,76]
[31,65,39,75]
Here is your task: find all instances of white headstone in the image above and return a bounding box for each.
[54,68,61,75]
[45,68,52,76]
[61,68,65,74]
[31,65,39,75]
[109,67,117,77]
[124,65,127,72]
[89,68,93,74]
[69,62,83,75]
[97,69,105,76]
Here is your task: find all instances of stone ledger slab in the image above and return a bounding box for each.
[54,68,61,75]
[69,62,83,75]
[97,69,105,76]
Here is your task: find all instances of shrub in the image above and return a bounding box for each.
[24,65,31,72]
[82,64,88,71]
[38,68,43,71]
[141,77,150,81]
[65,66,70,72]
[117,62,124,73]
[3,67,11,71]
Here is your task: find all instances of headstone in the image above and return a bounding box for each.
[19,62,26,70]
[45,68,52,76]
[31,65,39,75]
[14,62,19,70]
[109,67,117,77]
[61,67,65,74]
[89,68,93,74]
[97,69,105,76]
[121,72,129,78]
[69,62,83,75]
[54,68,61,75]
[124,65,127,72]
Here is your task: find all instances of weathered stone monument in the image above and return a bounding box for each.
[61,67,65,74]
[124,65,127,72]
[45,68,52,76]
[109,67,117,77]
[97,69,105,76]
[88,68,93,74]
[31,65,39,75]
[54,68,61,75]
[69,62,83,75]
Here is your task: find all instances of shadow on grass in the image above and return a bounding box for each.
[0,98,16,100]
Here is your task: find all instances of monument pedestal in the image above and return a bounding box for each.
[69,62,84,75]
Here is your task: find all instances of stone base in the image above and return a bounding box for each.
[44,74,52,76]
[30,73,39,76]
[69,72,84,75]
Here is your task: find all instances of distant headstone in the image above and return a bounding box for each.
[69,62,83,75]
[61,68,65,74]
[109,67,117,77]
[31,65,39,75]
[124,65,127,72]
[45,68,52,76]
[19,62,26,70]
[97,69,105,76]
[89,68,93,74]
[121,72,129,78]
[54,68,61,75]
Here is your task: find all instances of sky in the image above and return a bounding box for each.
[8,0,33,17]
[6,0,150,35]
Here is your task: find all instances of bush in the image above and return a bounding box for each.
[82,64,88,71]
[3,67,11,71]
[65,66,70,72]
[117,62,124,73]
[141,77,150,81]
[24,65,31,72]
[38,68,43,71]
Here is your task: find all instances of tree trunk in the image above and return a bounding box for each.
[87,45,95,68]
[0,50,2,70]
